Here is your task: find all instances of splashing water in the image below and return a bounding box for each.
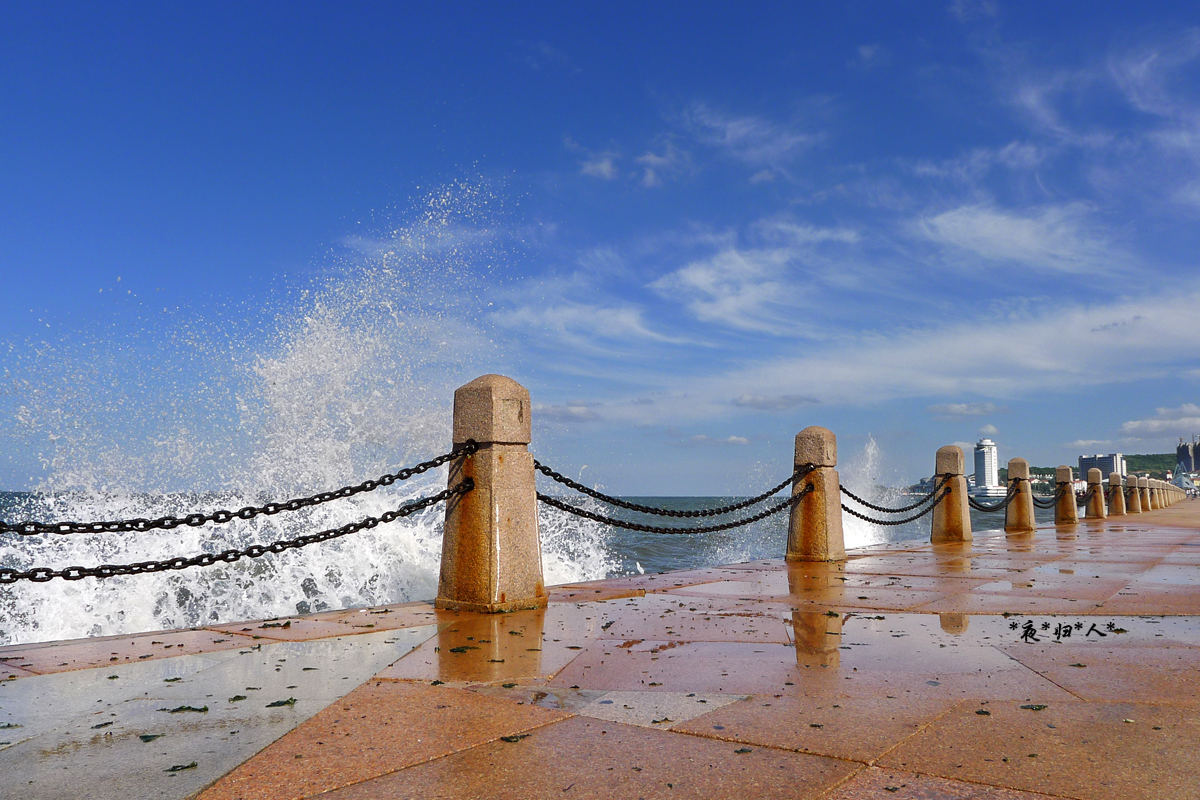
[839,435,921,549]
[0,183,616,645]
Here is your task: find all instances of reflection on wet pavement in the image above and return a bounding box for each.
[0,627,435,799]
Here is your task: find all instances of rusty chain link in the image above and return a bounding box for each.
[0,442,478,537]
[537,484,813,535]
[0,479,472,584]
[841,486,952,526]
[533,460,814,517]
[840,474,950,515]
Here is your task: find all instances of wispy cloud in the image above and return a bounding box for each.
[733,394,819,411]
[927,401,1009,418]
[565,137,620,179]
[635,139,693,187]
[534,403,602,423]
[978,423,999,435]
[1120,404,1200,438]
[916,203,1119,273]
[683,103,822,170]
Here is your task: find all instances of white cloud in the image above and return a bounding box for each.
[733,394,819,411]
[649,220,860,334]
[535,403,602,423]
[690,434,749,446]
[637,286,1200,425]
[978,423,999,435]
[684,103,821,169]
[502,302,686,347]
[1067,439,1113,449]
[635,140,692,187]
[1120,404,1200,437]
[947,0,997,22]
[580,153,619,179]
[927,402,1008,417]
[917,203,1118,273]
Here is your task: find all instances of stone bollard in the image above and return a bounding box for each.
[1054,466,1078,524]
[787,426,845,562]
[1004,458,1036,534]
[1140,477,1153,511]
[1109,472,1127,516]
[436,374,547,613]
[1127,475,1142,513]
[930,445,971,544]
[1085,468,1107,519]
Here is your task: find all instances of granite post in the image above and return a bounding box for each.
[787,426,845,562]
[1085,468,1107,519]
[1004,457,1036,534]
[1127,475,1143,513]
[1109,472,1127,516]
[436,374,547,613]
[930,446,971,544]
[1054,466,1078,524]
[1140,477,1153,511]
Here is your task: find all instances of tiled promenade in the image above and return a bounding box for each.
[2,502,1199,799]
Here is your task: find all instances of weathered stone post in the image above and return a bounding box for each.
[1004,458,1036,534]
[930,445,971,544]
[787,426,845,562]
[1054,466,1078,524]
[1140,477,1153,511]
[1109,472,1127,516]
[1085,468,1107,519]
[1127,475,1142,513]
[1157,481,1167,508]
[436,374,547,613]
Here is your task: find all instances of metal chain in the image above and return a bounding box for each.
[536,484,813,535]
[0,480,472,584]
[0,442,478,537]
[967,483,1021,512]
[533,460,814,518]
[1031,485,1066,509]
[841,474,950,514]
[841,487,952,526]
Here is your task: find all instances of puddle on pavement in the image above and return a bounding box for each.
[0,625,436,800]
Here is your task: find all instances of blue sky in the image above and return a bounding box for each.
[2,1,1200,494]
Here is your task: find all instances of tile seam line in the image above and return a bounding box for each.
[984,641,1087,702]
[863,696,975,769]
[662,722,876,769]
[290,714,575,800]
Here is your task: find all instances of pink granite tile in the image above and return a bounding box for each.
[879,700,1200,800]
[318,717,860,800]
[198,680,569,800]
[0,627,259,674]
[548,639,800,695]
[1000,644,1200,705]
[823,766,1069,799]
[206,602,450,642]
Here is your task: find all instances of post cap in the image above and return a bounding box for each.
[935,445,965,476]
[795,426,837,467]
[452,374,532,445]
[1008,457,1029,481]
[1109,472,1123,487]
[1055,465,1073,483]
[1138,477,1149,488]
[1088,468,1103,484]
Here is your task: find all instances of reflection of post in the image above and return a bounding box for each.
[787,427,845,562]
[1004,458,1036,534]
[930,445,971,544]
[1085,468,1107,519]
[938,612,969,634]
[791,610,841,668]
[1054,466,1078,525]
[434,607,547,683]
[1109,472,1127,516]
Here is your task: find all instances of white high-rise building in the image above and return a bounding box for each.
[973,438,1006,497]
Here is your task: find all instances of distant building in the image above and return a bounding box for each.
[1078,453,1126,479]
[973,438,1005,497]
[1178,437,1198,474]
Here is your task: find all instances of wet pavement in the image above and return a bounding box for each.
[2,503,1199,799]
